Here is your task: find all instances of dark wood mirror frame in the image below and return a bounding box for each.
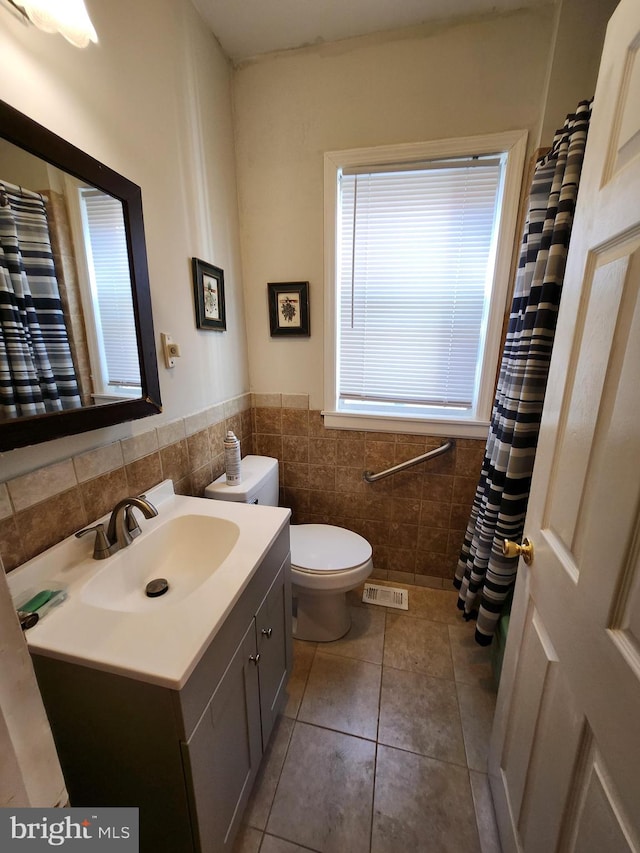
[0,99,162,451]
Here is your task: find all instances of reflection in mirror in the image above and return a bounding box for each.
[0,99,161,450]
[0,138,141,421]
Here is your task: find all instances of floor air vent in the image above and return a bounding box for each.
[362,583,408,610]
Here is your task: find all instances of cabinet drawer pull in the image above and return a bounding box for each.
[261,627,273,638]
[249,653,261,665]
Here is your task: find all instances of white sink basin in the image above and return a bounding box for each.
[7,479,290,688]
[80,514,240,613]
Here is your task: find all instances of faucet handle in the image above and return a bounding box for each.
[75,523,117,560]
[125,505,142,540]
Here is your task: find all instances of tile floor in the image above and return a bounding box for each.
[233,581,502,853]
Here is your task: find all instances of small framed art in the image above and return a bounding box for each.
[192,258,226,331]
[268,281,310,337]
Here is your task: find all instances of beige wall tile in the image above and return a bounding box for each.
[225,413,243,441]
[191,463,213,498]
[256,433,282,459]
[187,429,211,471]
[253,393,282,408]
[184,409,209,436]
[206,403,226,425]
[8,460,77,512]
[74,441,124,483]
[282,435,309,463]
[15,488,87,563]
[0,483,12,520]
[80,469,130,524]
[156,418,186,448]
[224,394,251,417]
[255,407,282,434]
[281,409,309,436]
[308,438,336,465]
[0,517,25,572]
[281,393,308,409]
[160,440,190,484]
[120,430,158,465]
[125,452,163,496]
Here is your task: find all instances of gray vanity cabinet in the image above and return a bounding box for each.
[255,564,290,745]
[31,525,291,853]
[181,621,262,853]
[181,561,292,853]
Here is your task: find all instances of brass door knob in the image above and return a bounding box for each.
[503,537,534,565]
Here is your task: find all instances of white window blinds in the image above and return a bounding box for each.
[338,157,503,411]
[80,188,141,389]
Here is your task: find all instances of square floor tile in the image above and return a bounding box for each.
[384,613,454,680]
[244,715,295,830]
[284,640,317,718]
[402,586,463,625]
[321,605,386,664]
[457,682,497,772]
[261,834,320,853]
[298,651,381,740]
[372,744,481,853]
[448,624,495,688]
[378,667,466,766]
[267,721,375,852]
[232,825,262,853]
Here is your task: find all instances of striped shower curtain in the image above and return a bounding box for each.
[0,180,81,419]
[454,101,592,645]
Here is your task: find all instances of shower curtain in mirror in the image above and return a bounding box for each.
[0,180,81,419]
[454,101,592,645]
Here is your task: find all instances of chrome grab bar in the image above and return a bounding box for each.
[362,439,455,483]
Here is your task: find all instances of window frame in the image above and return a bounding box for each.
[65,175,142,402]
[323,130,527,438]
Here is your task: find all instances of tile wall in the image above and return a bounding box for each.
[0,394,253,573]
[1,391,487,591]
[253,394,485,589]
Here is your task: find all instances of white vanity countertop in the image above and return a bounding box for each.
[7,480,290,690]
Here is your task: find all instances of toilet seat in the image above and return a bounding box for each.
[290,524,372,572]
[289,524,373,593]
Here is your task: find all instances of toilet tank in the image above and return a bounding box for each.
[204,455,279,506]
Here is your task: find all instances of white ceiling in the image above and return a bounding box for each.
[191,0,553,63]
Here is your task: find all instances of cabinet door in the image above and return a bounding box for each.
[255,561,292,746]
[182,621,262,853]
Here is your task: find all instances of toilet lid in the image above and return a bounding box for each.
[290,524,372,573]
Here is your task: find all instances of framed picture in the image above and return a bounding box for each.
[192,258,226,331]
[268,281,310,337]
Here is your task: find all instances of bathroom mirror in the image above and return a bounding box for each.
[0,99,161,451]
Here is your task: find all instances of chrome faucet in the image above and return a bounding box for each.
[76,495,158,559]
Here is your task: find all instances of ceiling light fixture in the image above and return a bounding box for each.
[9,0,98,48]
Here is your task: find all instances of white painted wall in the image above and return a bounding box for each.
[0,0,248,480]
[232,7,558,409]
[0,0,246,805]
[538,0,619,146]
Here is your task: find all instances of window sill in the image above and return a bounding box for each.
[322,410,490,439]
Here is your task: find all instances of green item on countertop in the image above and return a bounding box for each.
[21,589,62,613]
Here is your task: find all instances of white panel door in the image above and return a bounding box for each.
[489,1,640,850]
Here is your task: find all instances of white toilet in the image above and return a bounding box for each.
[205,455,373,641]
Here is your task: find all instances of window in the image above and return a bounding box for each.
[66,178,141,401]
[323,131,527,438]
